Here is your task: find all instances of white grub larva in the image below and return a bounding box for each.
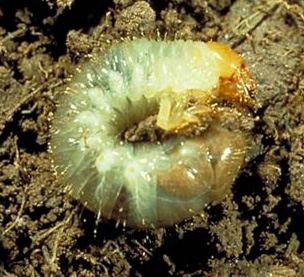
[50,38,256,229]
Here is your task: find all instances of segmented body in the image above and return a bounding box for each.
[51,39,255,228]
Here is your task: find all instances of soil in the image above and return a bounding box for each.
[1,0,304,276]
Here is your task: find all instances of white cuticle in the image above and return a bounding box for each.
[51,38,252,228]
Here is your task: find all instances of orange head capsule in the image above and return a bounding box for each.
[206,41,257,109]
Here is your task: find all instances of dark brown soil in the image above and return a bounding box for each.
[1,0,304,276]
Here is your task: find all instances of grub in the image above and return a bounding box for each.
[1,0,304,275]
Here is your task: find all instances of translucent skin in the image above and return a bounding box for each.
[50,39,256,228]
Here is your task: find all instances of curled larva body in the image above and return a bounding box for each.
[50,39,256,228]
